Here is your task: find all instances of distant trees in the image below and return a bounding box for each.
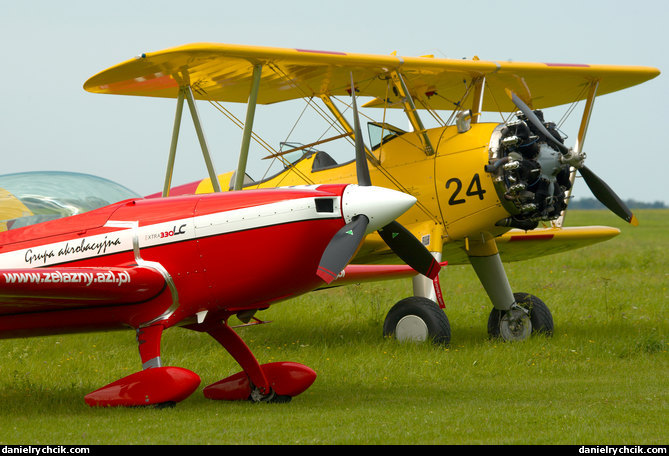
[569,198,667,209]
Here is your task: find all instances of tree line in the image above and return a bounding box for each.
[569,198,667,209]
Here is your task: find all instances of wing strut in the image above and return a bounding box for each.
[184,86,222,193]
[163,86,222,196]
[556,80,599,226]
[234,64,263,191]
[470,76,485,124]
[319,94,379,166]
[390,71,435,156]
[163,87,185,196]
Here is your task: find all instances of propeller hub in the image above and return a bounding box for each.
[559,148,586,169]
[341,185,416,234]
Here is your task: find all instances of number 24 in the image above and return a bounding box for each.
[445,174,486,205]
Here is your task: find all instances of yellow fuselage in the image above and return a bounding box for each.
[194,122,512,264]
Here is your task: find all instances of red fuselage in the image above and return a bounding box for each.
[0,185,351,337]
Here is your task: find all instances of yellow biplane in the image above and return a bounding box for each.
[84,43,660,344]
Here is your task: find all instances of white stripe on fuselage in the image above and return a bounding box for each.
[0,195,341,268]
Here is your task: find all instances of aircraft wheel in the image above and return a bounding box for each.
[487,292,553,341]
[383,297,451,345]
[249,386,292,404]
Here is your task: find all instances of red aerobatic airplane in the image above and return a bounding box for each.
[0,174,428,406]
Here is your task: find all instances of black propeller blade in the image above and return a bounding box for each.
[510,93,568,154]
[349,74,440,279]
[509,92,638,225]
[378,221,441,279]
[578,165,638,225]
[350,76,372,187]
[317,215,369,284]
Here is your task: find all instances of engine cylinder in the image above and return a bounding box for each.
[487,112,571,229]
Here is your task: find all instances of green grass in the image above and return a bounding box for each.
[0,210,666,444]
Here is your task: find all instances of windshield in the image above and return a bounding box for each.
[367,122,406,151]
[0,171,140,231]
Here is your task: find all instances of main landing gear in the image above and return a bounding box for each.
[381,282,553,345]
[84,316,316,408]
[198,318,316,403]
[383,296,451,345]
[84,325,201,408]
[469,239,554,342]
[382,253,451,345]
[487,292,553,341]
[382,238,554,345]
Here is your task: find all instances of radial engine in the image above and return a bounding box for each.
[487,110,573,230]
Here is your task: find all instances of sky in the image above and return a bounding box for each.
[1,0,667,205]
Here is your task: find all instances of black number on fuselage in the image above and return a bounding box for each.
[465,173,486,200]
[446,174,486,205]
[446,178,465,205]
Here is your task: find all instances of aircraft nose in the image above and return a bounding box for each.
[341,185,416,233]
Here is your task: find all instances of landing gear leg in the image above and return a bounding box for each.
[410,224,446,306]
[84,324,201,407]
[199,317,316,403]
[412,252,442,303]
[467,236,553,341]
[469,251,515,312]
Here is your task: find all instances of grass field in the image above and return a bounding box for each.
[0,210,666,445]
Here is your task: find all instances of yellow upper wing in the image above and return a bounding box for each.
[84,42,660,111]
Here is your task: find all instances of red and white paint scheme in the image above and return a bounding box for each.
[0,183,417,406]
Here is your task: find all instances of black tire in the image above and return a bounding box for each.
[383,297,451,345]
[487,292,553,341]
[248,387,292,404]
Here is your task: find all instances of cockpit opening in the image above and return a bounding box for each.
[278,141,340,172]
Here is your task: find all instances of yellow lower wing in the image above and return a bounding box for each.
[478,226,619,265]
[354,225,620,266]
[437,226,620,265]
